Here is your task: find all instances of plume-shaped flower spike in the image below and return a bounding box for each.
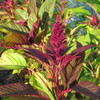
[47,15,67,65]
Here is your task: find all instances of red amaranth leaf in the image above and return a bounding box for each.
[0,82,37,97]
[70,44,96,56]
[60,54,80,68]
[0,83,50,100]
[4,33,28,46]
[23,48,49,64]
[72,81,100,99]
[60,42,95,88]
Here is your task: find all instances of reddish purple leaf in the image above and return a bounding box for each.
[0,83,50,100]
[71,44,96,56]
[4,33,28,46]
[60,42,89,88]
[24,48,49,64]
[60,54,80,68]
[60,46,72,56]
[0,83,37,97]
[72,81,100,99]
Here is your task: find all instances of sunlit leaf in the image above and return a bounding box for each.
[77,33,91,59]
[69,6,91,16]
[4,33,28,46]
[72,81,100,99]
[39,0,56,19]
[0,23,29,35]
[0,51,28,70]
[75,0,100,14]
[27,12,37,30]
[29,72,54,100]
[28,0,37,15]
[15,9,28,20]
[64,6,91,19]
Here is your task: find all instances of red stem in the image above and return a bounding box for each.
[55,66,60,100]
[23,69,30,75]
[59,89,73,96]
[29,69,52,94]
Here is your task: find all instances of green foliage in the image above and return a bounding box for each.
[15,9,28,20]
[29,72,54,100]
[0,0,100,100]
[28,0,37,15]
[39,0,56,19]
[64,6,91,20]
[0,23,29,35]
[75,0,100,14]
[0,49,28,70]
[27,12,37,30]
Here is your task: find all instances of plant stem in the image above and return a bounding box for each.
[55,67,60,100]
[28,68,52,94]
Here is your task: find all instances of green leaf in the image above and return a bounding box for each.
[75,0,100,14]
[77,33,91,59]
[0,50,28,70]
[15,9,28,20]
[28,0,37,15]
[64,6,91,19]
[39,0,56,19]
[70,24,87,35]
[0,23,29,36]
[29,72,54,100]
[27,12,37,30]
[89,29,100,44]
[89,29,100,36]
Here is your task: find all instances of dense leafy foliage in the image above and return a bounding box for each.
[0,0,100,100]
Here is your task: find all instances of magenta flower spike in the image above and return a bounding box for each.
[48,15,66,65]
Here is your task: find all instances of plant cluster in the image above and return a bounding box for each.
[0,0,100,100]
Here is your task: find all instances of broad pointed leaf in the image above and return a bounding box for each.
[12,95,48,100]
[28,0,37,15]
[60,54,80,67]
[39,0,56,19]
[0,83,37,97]
[28,12,37,30]
[0,51,28,70]
[29,72,54,100]
[70,44,96,56]
[4,33,28,46]
[0,83,50,100]
[23,48,49,64]
[65,6,91,19]
[75,0,100,14]
[60,47,72,56]
[60,43,95,88]
[15,9,28,20]
[0,23,29,35]
[72,81,100,99]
